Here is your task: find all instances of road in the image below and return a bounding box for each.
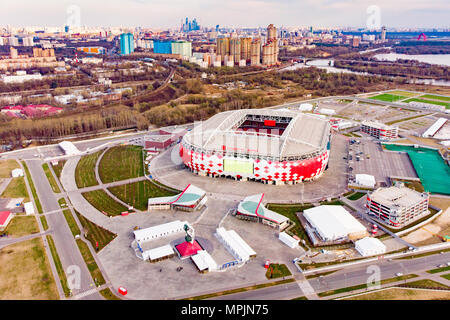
[25,159,102,300]
[210,251,450,300]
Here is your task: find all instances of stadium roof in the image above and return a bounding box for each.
[147,184,206,207]
[303,205,367,241]
[182,109,330,160]
[237,194,289,225]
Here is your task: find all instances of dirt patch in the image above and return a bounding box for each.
[0,238,58,300]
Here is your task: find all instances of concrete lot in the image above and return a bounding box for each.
[349,136,418,185]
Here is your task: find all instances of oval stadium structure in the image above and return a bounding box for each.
[179,109,331,185]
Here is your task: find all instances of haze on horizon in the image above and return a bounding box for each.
[1,0,449,29]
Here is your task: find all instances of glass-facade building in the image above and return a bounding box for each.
[120,33,135,55]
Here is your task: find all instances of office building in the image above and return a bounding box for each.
[361,121,398,140]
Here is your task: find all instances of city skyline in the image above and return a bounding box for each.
[0,0,449,29]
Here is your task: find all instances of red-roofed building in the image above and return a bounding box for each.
[175,240,203,259]
[0,211,12,231]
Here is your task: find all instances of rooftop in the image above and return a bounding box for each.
[368,186,428,208]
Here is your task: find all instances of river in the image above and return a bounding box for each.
[373,53,450,67]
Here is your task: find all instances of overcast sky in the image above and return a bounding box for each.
[1,0,449,29]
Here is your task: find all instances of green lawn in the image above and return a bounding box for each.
[427,266,450,274]
[42,163,61,194]
[99,145,144,183]
[46,235,70,297]
[74,210,117,251]
[62,209,81,237]
[75,239,105,286]
[388,90,419,98]
[266,263,292,279]
[22,162,43,214]
[109,180,178,211]
[347,192,366,201]
[419,94,450,102]
[0,159,20,178]
[266,203,314,245]
[100,288,122,300]
[51,160,66,180]
[1,177,30,202]
[400,279,449,289]
[441,274,450,281]
[405,98,450,108]
[82,190,131,216]
[1,216,40,238]
[75,150,103,188]
[40,216,49,231]
[369,93,407,102]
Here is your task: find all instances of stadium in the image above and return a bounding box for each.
[179,109,331,184]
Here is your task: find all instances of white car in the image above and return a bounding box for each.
[395,272,403,277]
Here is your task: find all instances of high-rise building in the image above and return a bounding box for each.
[250,38,261,66]
[240,38,252,61]
[9,36,19,46]
[381,26,386,42]
[265,24,278,65]
[171,41,192,58]
[22,36,34,47]
[352,36,360,47]
[216,37,230,62]
[120,33,134,55]
[10,47,18,59]
[229,38,241,64]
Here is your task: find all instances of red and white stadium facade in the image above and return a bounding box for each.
[179,145,330,182]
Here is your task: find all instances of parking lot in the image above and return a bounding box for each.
[347,136,418,185]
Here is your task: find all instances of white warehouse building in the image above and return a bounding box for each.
[215,227,256,263]
[303,205,367,242]
[278,232,299,248]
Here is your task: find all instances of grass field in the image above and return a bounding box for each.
[0,159,20,178]
[99,145,144,184]
[369,93,407,102]
[42,163,61,194]
[1,216,40,237]
[347,192,366,201]
[388,90,419,97]
[75,150,103,188]
[419,94,450,102]
[427,266,450,274]
[82,190,130,216]
[318,274,418,297]
[1,177,30,202]
[405,98,450,108]
[109,180,178,211]
[51,160,66,180]
[40,216,49,231]
[100,288,121,300]
[265,263,292,279]
[0,237,59,299]
[62,209,81,237]
[441,274,450,281]
[266,203,314,245]
[22,161,43,214]
[75,210,117,251]
[75,239,105,286]
[345,287,450,300]
[46,235,70,297]
[400,279,449,289]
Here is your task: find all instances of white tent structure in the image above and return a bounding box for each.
[355,174,376,188]
[318,108,336,115]
[59,141,80,156]
[303,206,367,242]
[11,168,24,177]
[191,250,217,272]
[278,232,299,248]
[134,220,189,244]
[142,244,175,262]
[24,202,35,215]
[299,103,313,112]
[355,237,386,257]
[215,227,256,263]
